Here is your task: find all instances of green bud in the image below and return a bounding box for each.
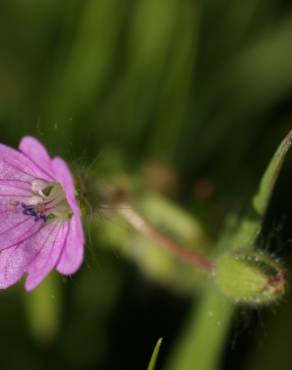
[214,251,286,305]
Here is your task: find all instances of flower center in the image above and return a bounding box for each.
[21,181,72,222]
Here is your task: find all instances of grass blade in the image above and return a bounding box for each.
[147,338,163,370]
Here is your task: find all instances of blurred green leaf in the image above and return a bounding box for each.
[98,186,209,294]
[24,273,61,344]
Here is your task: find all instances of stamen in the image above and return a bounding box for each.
[19,182,72,223]
[21,203,47,222]
[34,214,47,222]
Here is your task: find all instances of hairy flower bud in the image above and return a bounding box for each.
[214,251,286,305]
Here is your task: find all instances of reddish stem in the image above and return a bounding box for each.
[117,203,214,273]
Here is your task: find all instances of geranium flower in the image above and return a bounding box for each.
[0,136,84,291]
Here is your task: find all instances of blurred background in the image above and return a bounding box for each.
[1,0,292,369]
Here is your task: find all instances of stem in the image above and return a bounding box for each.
[116,202,214,273]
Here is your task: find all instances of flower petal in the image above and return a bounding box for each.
[56,217,83,275]
[0,206,43,251]
[51,157,78,208]
[0,221,66,290]
[25,221,69,291]
[52,157,84,275]
[0,143,52,182]
[0,244,27,289]
[0,179,32,198]
[19,136,55,179]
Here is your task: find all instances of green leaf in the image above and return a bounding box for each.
[253,130,292,217]
[147,338,163,370]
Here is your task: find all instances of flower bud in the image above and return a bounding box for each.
[214,251,286,305]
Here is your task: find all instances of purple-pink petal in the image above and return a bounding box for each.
[56,216,83,275]
[0,244,27,289]
[19,136,55,180]
[0,143,53,183]
[25,221,69,291]
[0,180,32,203]
[0,221,67,290]
[52,157,84,275]
[0,209,43,251]
[52,157,78,209]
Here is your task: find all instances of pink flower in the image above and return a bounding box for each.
[0,136,84,291]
